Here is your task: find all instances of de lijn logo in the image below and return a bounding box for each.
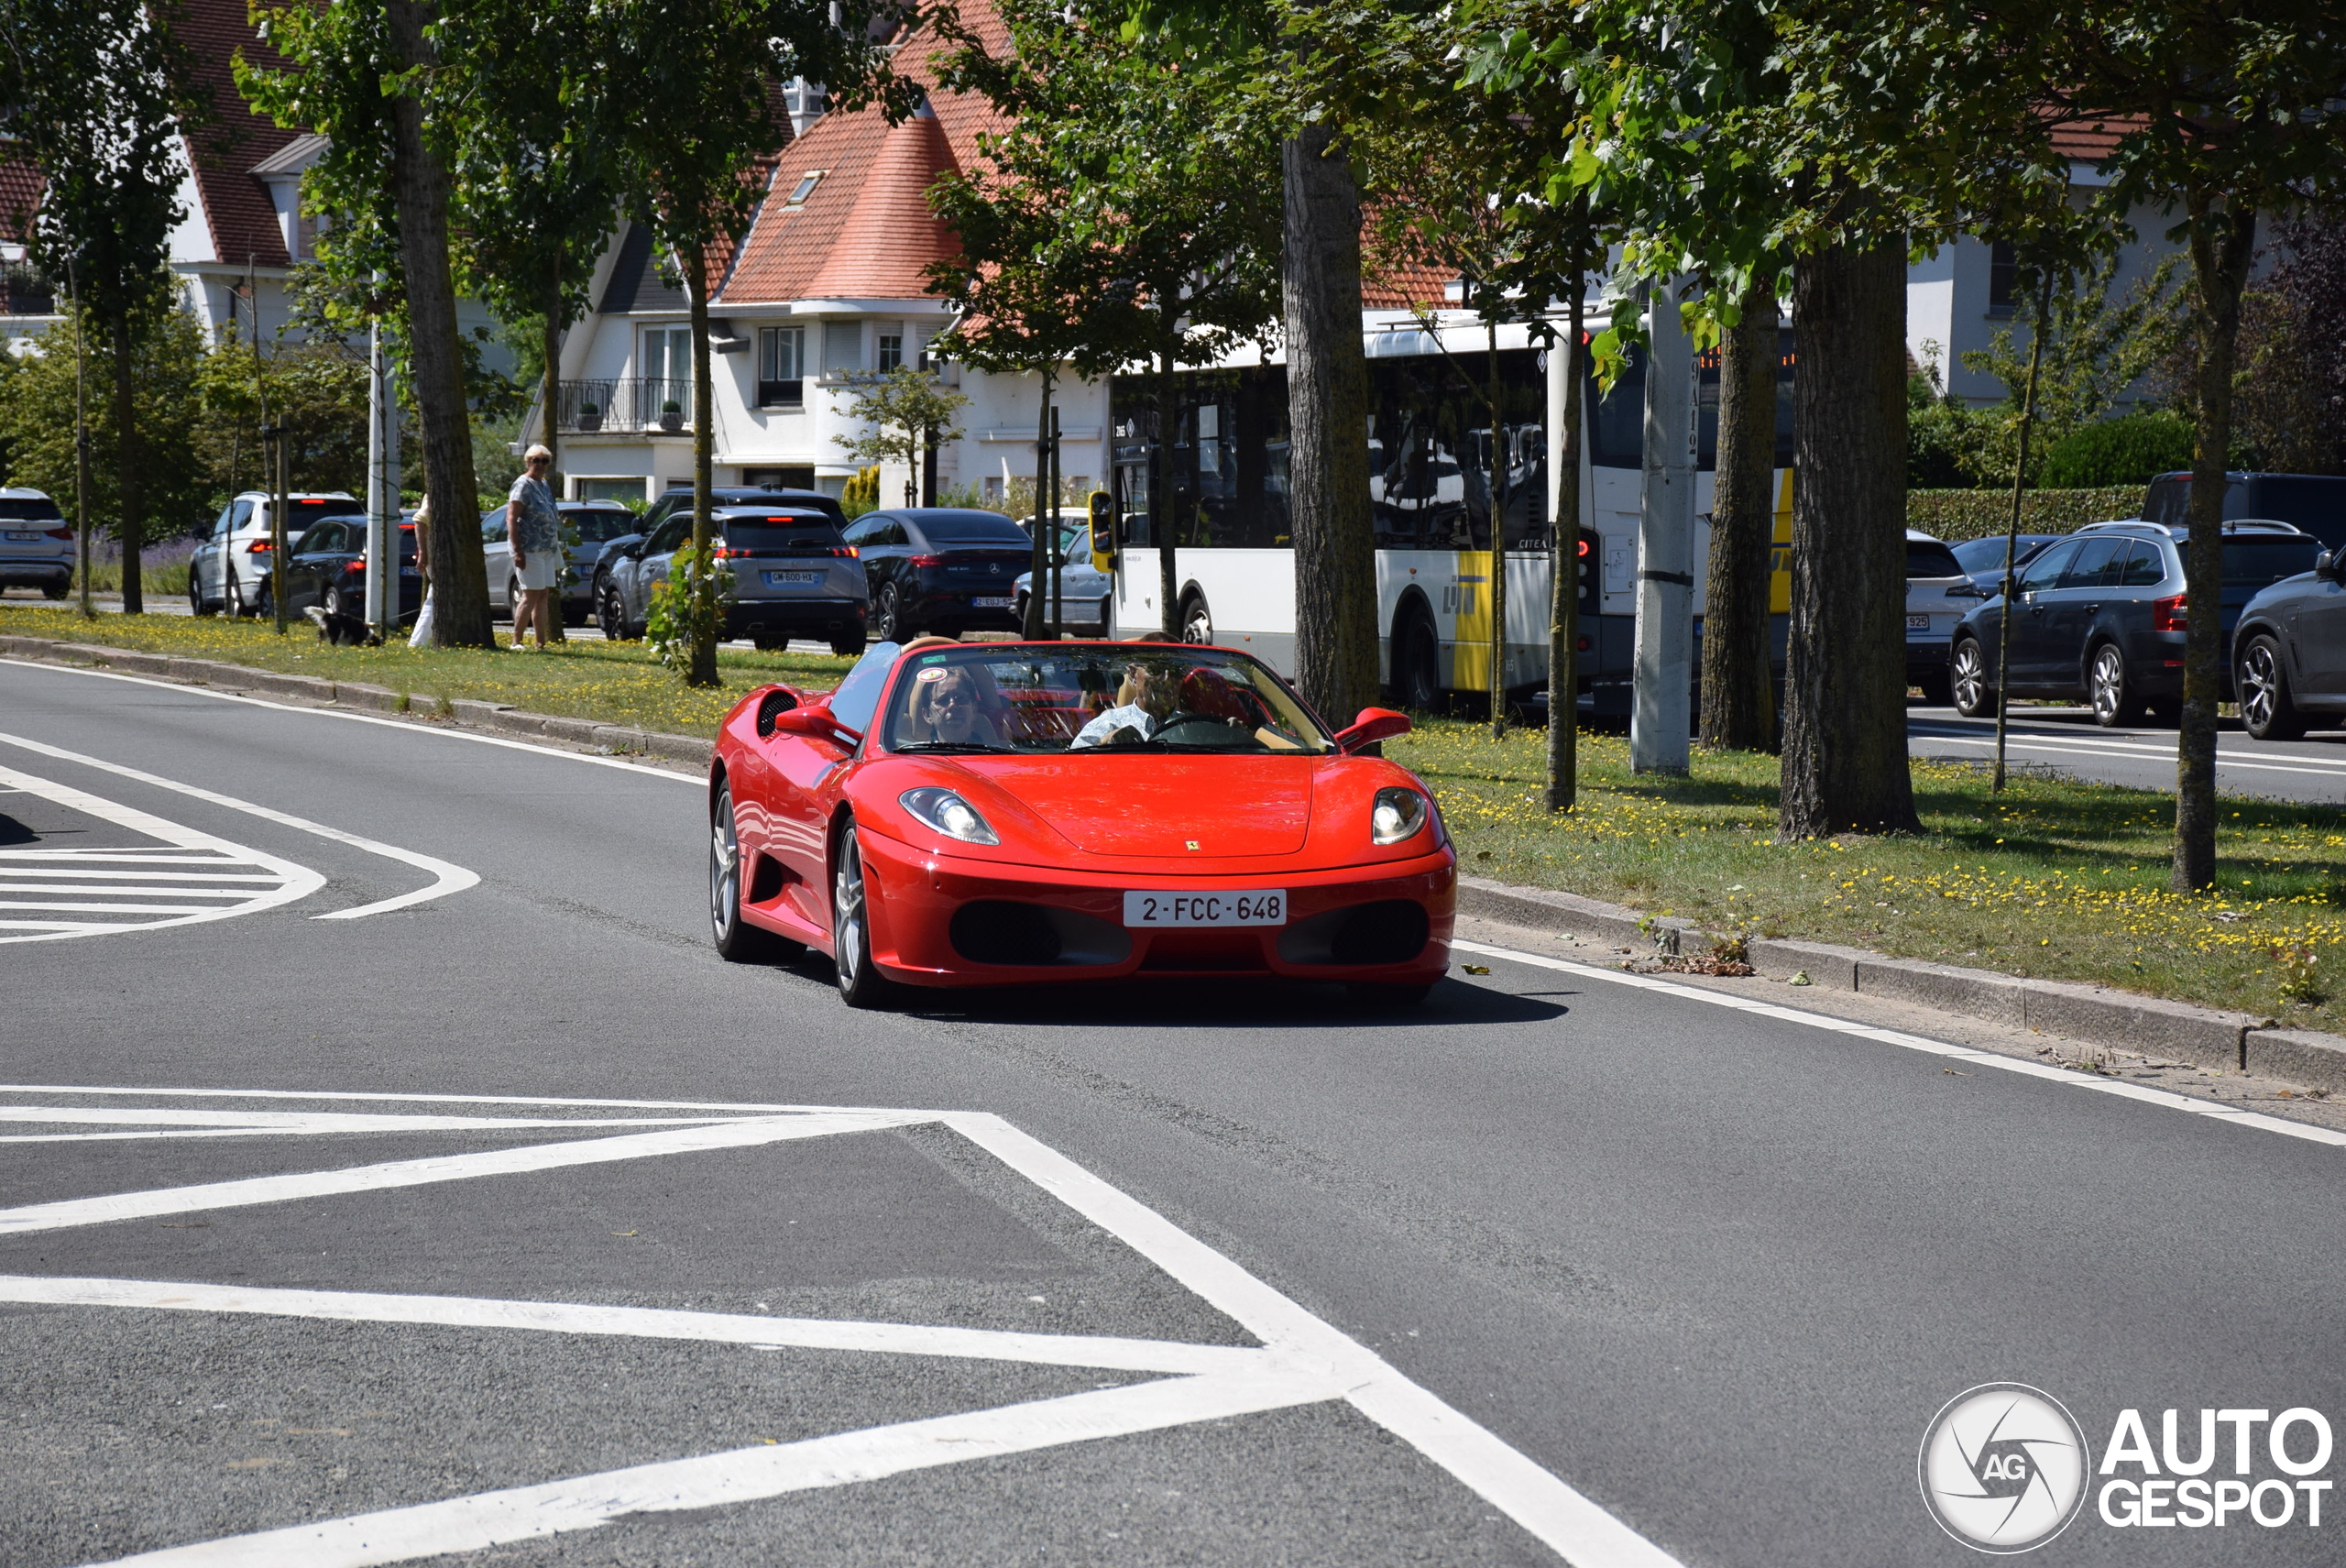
[1918,1384,2092,1553]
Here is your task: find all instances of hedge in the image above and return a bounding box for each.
[1905,487,2143,541]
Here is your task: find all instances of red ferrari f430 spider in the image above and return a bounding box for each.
[707,640,1456,1007]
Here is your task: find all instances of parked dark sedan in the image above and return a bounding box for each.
[839,508,1034,640]
[2232,547,2346,740]
[1947,532,2064,591]
[280,515,423,623]
[1948,520,2321,727]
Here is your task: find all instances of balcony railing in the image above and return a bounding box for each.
[548,377,696,433]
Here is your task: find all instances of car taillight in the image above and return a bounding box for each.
[43,525,72,541]
[710,545,742,559]
[2154,593,2187,631]
[344,559,367,573]
[836,545,858,557]
[247,539,272,553]
[908,554,943,568]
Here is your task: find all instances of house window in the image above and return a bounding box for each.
[758,325,805,406]
[641,325,692,422]
[877,323,904,373]
[1988,240,2018,318]
[823,319,861,377]
[786,170,824,205]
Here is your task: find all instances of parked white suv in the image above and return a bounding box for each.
[190,491,360,617]
[0,488,73,599]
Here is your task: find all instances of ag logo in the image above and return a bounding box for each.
[1918,1383,2091,1553]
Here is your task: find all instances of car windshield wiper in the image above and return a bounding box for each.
[891,740,1014,753]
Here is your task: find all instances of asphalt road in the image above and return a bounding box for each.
[4,658,2345,1566]
[1908,705,2346,804]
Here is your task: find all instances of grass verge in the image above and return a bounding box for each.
[0,604,852,738]
[9,602,2340,1020]
[1389,719,2346,1022]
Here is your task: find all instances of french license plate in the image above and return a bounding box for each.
[3,531,38,543]
[972,596,1015,609]
[763,570,821,587]
[1906,613,1932,631]
[1123,890,1287,927]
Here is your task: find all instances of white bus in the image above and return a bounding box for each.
[1102,321,1793,717]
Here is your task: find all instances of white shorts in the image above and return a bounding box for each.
[513,549,563,592]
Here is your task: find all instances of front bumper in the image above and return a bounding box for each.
[854,829,1456,989]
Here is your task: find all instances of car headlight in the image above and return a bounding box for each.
[1371,786,1429,845]
[899,786,999,846]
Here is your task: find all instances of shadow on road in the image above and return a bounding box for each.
[877,975,1570,1031]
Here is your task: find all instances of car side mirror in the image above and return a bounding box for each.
[753,685,801,738]
[1337,707,1413,753]
[769,703,860,747]
[2319,549,2344,581]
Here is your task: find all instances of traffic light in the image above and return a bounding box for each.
[1577,528,1602,616]
[1088,489,1116,574]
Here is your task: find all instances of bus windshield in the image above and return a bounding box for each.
[882,646,1333,755]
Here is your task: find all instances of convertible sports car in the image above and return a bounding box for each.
[707,639,1456,1007]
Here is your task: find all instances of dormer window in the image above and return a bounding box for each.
[786,170,824,206]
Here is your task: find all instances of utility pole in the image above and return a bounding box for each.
[1631,276,1696,774]
[67,258,93,620]
[1047,403,1062,640]
[365,313,401,641]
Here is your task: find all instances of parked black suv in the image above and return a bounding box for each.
[839,509,1035,640]
[2232,547,2346,740]
[1948,520,2321,727]
[586,485,848,609]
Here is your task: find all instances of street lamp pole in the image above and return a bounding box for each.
[1631,274,1696,774]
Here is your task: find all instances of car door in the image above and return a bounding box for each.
[2005,538,2083,688]
[632,515,692,620]
[480,508,511,609]
[763,645,895,931]
[280,521,325,612]
[2039,537,2124,692]
[194,502,233,598]
[217,499,256,594]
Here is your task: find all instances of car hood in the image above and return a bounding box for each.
[948,754,1315,857]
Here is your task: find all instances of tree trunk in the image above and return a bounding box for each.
[385,1,488,647]
[1025,370,1054,640]
[1545,282,1584,811]
[108,313,143,614]
[685,237,718,687]
[1282,126,1377,725]
[1780,239,1918,838]
[1156,339,1178,639]
[2173,195,2258,892]
[1701,279,1779,752]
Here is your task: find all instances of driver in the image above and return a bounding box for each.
[906,663,1012,748]
[1069,662,1173,748]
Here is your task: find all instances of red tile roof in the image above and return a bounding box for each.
[0,146,42,245]
[717,3,1006,307]
[2047,114,2147,162]
[1361,257,1453,313]
[177,0,306,269]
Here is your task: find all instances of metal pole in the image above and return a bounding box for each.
[1992,268,2056,792]
[67,258,93,620]
[1631,276,1695,774]
[366,316,389,639]
[1047,402,1062,639]
[270,422,289,634]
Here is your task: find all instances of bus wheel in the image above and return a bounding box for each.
[1393,609,1440,712]
[1180,590,1213,644]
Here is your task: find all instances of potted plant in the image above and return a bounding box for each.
[660,399,683,433]
[576,400,602,433]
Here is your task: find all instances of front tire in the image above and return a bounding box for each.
[597,577,631,641]
[2238,635,2307,741]
[1949,638,1993,718]
[2088,642,2143,728]
[830,826,896,1009]
[711,784,802,962]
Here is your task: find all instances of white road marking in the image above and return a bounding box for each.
[0,762,320,942]
[0,1083,933,1117]
[1452,938,2346,1152]
[91,1375,1343,1568]
[0,729,479,918]
[0,1107,743,1145]
[16,1088,1684,1568]
[0,656,702,784]
[0,1112,923,1235]
[1919,729,2346,780]
[0,1277,1277,1377]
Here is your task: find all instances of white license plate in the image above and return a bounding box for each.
[972,596,1015,609]
[1123,890,1286,927]
[1906,614,1932,631]
[4,531,39,543]
[763,570,822,587]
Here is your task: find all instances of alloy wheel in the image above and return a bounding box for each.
[2088,644,2138,728]
[710,792,740,947]
[830,828,893,1007]
[1181,593,1213,645]
[2239,638,2304,740]
[597,579,627,641]
[873,585,904,642]
[1951,641,1989,718]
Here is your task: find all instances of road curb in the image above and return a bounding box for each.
[1457,874,2344,1091]
[0,632,718,769]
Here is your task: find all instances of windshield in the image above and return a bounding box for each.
[881,646,1334,755]
[565,509,638,543]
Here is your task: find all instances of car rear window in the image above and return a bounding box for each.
[284,499,350,531]
[915,510,1032,546]
[721,515,847,553]
[565,509,638,543]
[2223,537,2319,588]
[0,497,64,522]
[1906,542,1964,579]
